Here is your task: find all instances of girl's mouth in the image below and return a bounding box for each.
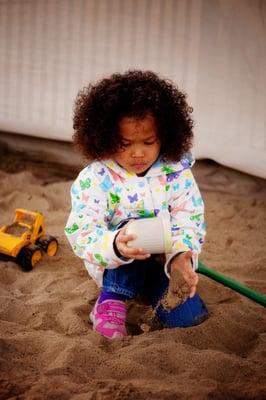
[132,163,146,169]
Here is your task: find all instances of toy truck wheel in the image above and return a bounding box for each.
[37,235,58,256]
[17,245,43,271]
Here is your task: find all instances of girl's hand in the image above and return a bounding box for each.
[115,224,151,260]
[170,250,198,298]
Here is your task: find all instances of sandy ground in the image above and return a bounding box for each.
[0,153,265,400]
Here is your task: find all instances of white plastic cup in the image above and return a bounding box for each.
[125,215,172,254]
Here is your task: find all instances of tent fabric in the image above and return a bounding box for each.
[0,0,265,178]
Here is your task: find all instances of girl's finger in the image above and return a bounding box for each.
[118,233,136,244]
[131,253,151,260]
[125,248,150,258]
[189,285,197,298]
[118,244,150,258]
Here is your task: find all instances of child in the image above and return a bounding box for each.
[65,70,208,339]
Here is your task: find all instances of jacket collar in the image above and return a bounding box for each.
[101,153,194,180]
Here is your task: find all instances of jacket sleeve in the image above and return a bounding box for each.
[165,167,206,274]
[64,166,133,269]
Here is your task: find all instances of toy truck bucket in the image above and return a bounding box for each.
[15,209,38,226]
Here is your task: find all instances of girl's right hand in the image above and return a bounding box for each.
[170,250,198,298]
[115,224,151,260]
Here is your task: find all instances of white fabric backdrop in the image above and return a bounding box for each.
[0,0,265,177]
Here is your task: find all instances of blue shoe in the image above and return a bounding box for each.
[155,293,208,328]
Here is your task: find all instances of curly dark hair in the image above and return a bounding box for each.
[73,70,194,161]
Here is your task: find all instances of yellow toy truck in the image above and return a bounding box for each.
[0,209,58,270]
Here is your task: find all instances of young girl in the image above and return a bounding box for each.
[65,70,208,339]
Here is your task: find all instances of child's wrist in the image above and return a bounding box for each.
[170,251,193,270]
[170,251,185,264]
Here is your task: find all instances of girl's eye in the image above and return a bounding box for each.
[121,142,130,148]
[144,141,156,145]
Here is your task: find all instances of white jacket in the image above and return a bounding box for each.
[65,156,206,286]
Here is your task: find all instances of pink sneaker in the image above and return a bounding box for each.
[89,299,127,339]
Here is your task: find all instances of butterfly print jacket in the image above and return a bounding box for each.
[65,155,206,286]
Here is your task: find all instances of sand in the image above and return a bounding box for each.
[160,267,191,310]
[0,154,265,400]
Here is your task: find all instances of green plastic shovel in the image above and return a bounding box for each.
[198,261,266,307]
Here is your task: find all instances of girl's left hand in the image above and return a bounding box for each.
[170,250,199,298]
[115,224,151,260]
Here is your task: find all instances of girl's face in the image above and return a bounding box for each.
[114,114,161,176]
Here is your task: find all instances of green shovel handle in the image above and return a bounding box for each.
[198,261,266,307]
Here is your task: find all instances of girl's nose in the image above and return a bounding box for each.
[131,146,144,157]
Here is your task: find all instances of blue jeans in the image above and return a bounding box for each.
[103,257,208,328]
